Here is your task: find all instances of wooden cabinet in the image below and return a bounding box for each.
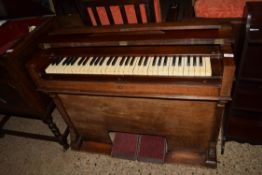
[223,2,262,150]
[0,17,68,149]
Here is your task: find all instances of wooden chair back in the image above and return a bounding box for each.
[76,0,162,26]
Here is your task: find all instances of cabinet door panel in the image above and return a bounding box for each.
[233,82,262,112]
[241,44,262,80]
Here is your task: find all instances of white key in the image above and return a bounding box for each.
[65,57,74,74]
[100,56,110,74]
[112,57,122,74]
[61,57,74,74]
[189,56,195,76]
[114,56,123,74]
[177,57,183,76]
[93,57,105,74]
[204,56,212,76]
[147,57,154,75]
[81,56,93,74]
[136,56,144,75]
[156,56,164,75]
[168,56,174,76]
[119,56,129,75]
[129,57,139,75]
[153,57,160,75]
[106,57,117,74]
[148,57,157,75]
[88,57,99,74]
[73,57,85,74]
[166,57,172,76]
[123,56,134,75]
[53,57,67,74]
[45,57,59,74]
[183,56,189,76]
[139,56,149,75]
[159,56,169,76]
[199,57,206,76]
[45,65,53,74]
[157,56,164,75]
[173,56,180,76]
[133,57,141,75]
[70,57,82,74]
[194,56,200,76]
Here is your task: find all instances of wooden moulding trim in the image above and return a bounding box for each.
[39,39,232,49]
[75,141,112,155]
[49,22,223,35]
[38,88,225,101]
[220,58,235,97]
[73,140,215,167]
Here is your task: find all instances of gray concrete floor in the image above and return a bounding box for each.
[0,109,261,175]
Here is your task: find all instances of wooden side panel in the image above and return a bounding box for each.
[58,94,218,152]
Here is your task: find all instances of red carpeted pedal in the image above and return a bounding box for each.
[111,132,139,160]
[137,135,166,164]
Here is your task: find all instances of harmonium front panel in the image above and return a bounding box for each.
[58,94,218,152]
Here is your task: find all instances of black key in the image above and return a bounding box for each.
[138,57,143,66]
[130,57,135,65]
[66,57,73,65]
[94,57,101,65]
[199,57,203,66]
[70,57,78,65]
[56,57,64,65]
[69,57,75,65]
[82,57,89,65]
[51,56,61,65]
[90,57,97,65]
[125,57,130,66]
[178,57,182,66]
[119,57,126,66]
[143,57,148,66]
[62,57,69,65]
[172,56,176,66]
[99,57,105,65]
[107,57,114,65]
[152,57,157,66]
[193,57,196,66]
[187,57,190,66]
[163,56,167,66]
[77,57,85,65]
[112,57,118,65]
[158,57,162,66]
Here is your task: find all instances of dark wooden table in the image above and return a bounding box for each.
[0,16,69,149]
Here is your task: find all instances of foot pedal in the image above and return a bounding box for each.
[137,135,167,164]
[111,132,139,160]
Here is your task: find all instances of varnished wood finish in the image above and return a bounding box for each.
[26,16,236,167]
[223,2,262,149]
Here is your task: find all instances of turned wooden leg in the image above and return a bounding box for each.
[43,116,69,150]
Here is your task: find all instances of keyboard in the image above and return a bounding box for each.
[45,55,212,76]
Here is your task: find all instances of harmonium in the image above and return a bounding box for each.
[26,7,235,166]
